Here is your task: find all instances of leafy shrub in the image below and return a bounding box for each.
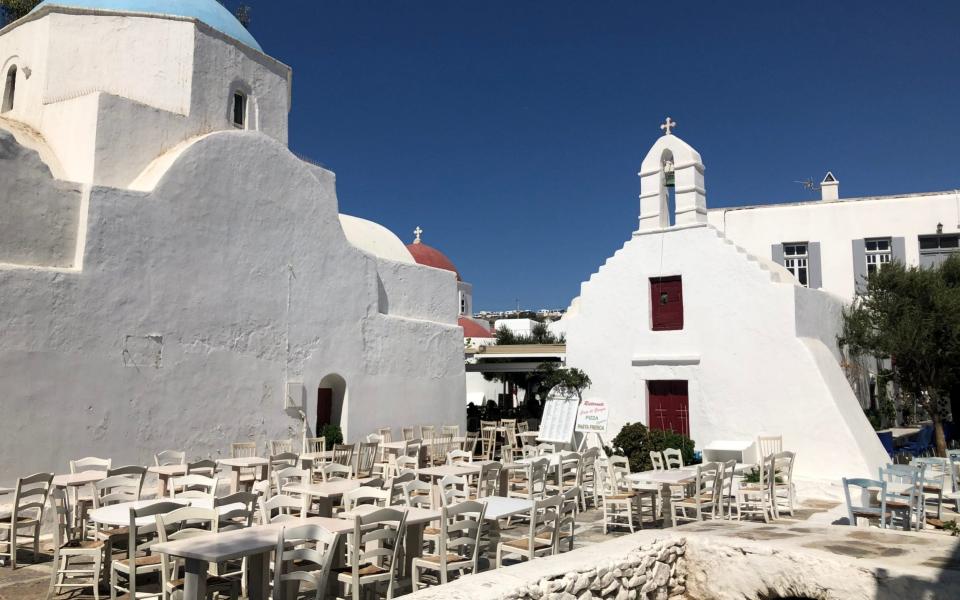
[610,422,696,471]
[319,424,343,445]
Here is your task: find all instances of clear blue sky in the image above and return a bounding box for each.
[240,1,959,311]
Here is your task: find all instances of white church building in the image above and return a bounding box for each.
[0,0,465,481]
[563,120,896,480]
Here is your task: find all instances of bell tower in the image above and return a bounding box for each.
[637,118,707,231]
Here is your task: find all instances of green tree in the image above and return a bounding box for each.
[839,256,960,457]
[538,363,592,401]
[0,0,40,24]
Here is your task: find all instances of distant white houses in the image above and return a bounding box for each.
[0,0,464,480]
[561,123,892,480]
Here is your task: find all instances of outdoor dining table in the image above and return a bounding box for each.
[283,477,378,517]
[217,457,269,493]
[626,468,698,527]
[152,516,347,600]
[148,464,187,498]
[382,437,467,467]
[53,471,109,532]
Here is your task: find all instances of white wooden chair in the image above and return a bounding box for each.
[420,425,436,441]
[551,486,579,553]
[259,494,304,524]
[649,451,665,471]
[335,507,408,600]
[342,487,390,512]
[756,435,783,461]
[92,466,146,543]
[401,427,416,441]
[69,457,111,539]
[109,501,181,599]
[879,463,923,530]
[579,447,601,511]
[385,456,418,479]
[0,472,53,569]
[463,431,479,457]
[47,487,104,599]
[501,429,522,463]
[431,434,454,466]
[602,457,650,533]
[377,427,393,443]
[672,462,721,526]
[231,442,259,489]
[270,439,294,456]
[386,472,416,506]
[187,459,218,478]
[551,452,582,496]
[305,436,326,454]
[446,449,473,465]
[411,500,486,590]
[441,425,460,437]
[535,443,556,456]
[475,461,502,499]
[496,495,561,567]
[170,474,218,499]
[913,457,947,520]
[332,444,355,468]
[272,524,341,600]
[480,424,498,460]
[842,478,890,528]
[155,507,239,600]
[508,458,549,501]
[320,463,354,482]
[770,451,797,518]
[718,459,738,518]
[271,467,308,498]
[153,450,185,467]
[736,455,776,523]
[267,453,299,495]
[438,475,470,507]
[357,441,379,478]
[663,448,684,470]
[402,480,434,510]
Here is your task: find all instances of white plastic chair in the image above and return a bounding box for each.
[0,473,53,569]
[411,500,486,590]
[672,462,720,526]
[335,507,408,600]
[273,524,341,600]
[496,495,561,567]
[47,488,104,600]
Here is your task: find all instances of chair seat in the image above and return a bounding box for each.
[114,555,163,571]
[97,526,130,539]
[423,527,441,536]
[335,563,388,578]
[501,537,552,551]
[170,575,236,590]
[676,493,716,506]
[922,485,942,494]
[61,539,105,551]
[885,500,914,510]
[851,508,894,519]
[604,493,636,500]
[416,553,469,565]
[0,516,39,527]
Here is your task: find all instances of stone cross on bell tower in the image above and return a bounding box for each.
[413,226,423,244]
[660,117,677,136]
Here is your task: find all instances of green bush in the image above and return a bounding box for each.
[318,424,343,445]
[609,422,696,472]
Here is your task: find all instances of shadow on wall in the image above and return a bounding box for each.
[317,373,347,436]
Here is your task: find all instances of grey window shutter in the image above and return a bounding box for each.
[808,242,822,289]
[891,237,906,264]
[771,244,784,266]
[852,239,867,294]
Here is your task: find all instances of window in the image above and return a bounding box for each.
[919,233,960,268]
[783,243,809,287]
[650,276,683,331]
[2,65,15,113]
[864,238,892,275]
[232,91,246,128]
[459,292,466,315]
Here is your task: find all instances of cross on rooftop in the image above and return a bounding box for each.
[660,117,677,136]
[414,226,423,243]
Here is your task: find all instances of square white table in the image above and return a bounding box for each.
[283,477,377,517]
[217,457,269,493]
[148,464,187,497]
[627,469,698,526]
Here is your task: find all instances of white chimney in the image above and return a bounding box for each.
[821,172,839,201]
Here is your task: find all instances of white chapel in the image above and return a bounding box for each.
[0,0,466,481]
[562,120,890,480]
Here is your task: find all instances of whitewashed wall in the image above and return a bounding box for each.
[708,191,960,301]
[563,224,887,480]
[0,131,464,482]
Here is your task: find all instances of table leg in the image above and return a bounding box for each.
[183,558,209,600]
[156,474,168,498]
[256,464,268,483]
[247,552,270,600]
[660,482,673,527]
[313,496,333,518]
[229,467,241,494]
[404,522,424,578]
[497,467,509,497]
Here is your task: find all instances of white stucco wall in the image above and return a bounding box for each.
[708,190,960,301]
[564,224,887,480]
[0,7,291,188]
[0,131,464,482]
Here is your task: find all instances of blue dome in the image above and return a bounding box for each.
[32,0,262,52]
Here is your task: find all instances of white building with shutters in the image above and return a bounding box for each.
[561,125,892,481]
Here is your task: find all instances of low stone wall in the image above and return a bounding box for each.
[501,538,687,600]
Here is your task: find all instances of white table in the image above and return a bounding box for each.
[283,478,377,517]
[148,464,187,498]
[627,469,698,527]
[480,496,534,520]
[217,457,268,493]
[152,516,348,600]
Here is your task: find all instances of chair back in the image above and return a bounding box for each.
[842,477,888,527]
[536,443,555,456]
[559,452,582,490]
[879,463,920,528]
[154,450,186,467]
[607,456,631,494]
[912,457,948,490]
[260,494,303,524]
[402,427,415,441]
[694,462,721,506]
[387,472,415,506]
[650,451,665,471]
[432,433,454,464]
[272,467,308,495]
[476,461,502,498]
[663,448,684,469]
[268,452,300,492]
[171,474,218,499]
[480,426,498,460]
[346,508,408,599]
[463,431,479,455]
[215,491,258,529]
[394,455,419,474]
[270,439,294,456]
[757,435,783,461]
[580,448,600,489]
[332,443,355,467]
[273,524,341,600]
[439,474,470,506]
[94,466,146,508]
[70,456,111,474]
[420,425,436,440]
[441,425,460,437]
[404,439,423,461]
[520,458,550,500]
[517,421,530,433]
[770,451,796,489]
[357,441,379,478]
[187,459,218,477]
[12,472,54,526]
[525,494,562,554]
[437,500,487,571]
[231,441,257,458]
[721,459,736,499]
[123,501,182,593]
[402,479,433,509]
[556,486,580,552]
[305,437,327,454]
[377,427,393,443]
[320,462,354,481]
[155,506,218,594]
[343,486,389,511]
[500,418,517,433]
[447,449,473,465]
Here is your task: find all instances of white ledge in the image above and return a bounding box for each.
[631,355,701,366]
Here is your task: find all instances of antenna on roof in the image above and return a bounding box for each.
[793,178,820,198]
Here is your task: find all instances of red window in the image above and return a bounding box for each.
[648,380,689,437]
[650,276,683,331]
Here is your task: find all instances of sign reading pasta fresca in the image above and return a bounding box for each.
[575,399,609,433]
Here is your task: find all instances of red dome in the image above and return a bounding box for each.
[407,242,460,280]
[459,316,493,338]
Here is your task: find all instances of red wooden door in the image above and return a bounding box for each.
[317,388,333,432]
[648,380,689,437]
[650,276,683,330]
